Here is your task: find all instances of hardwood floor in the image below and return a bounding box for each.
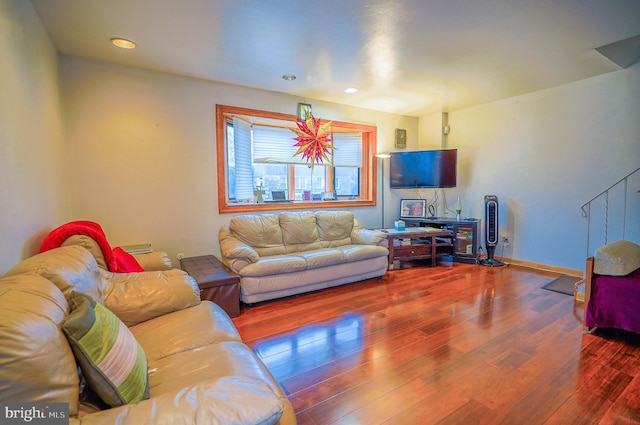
[231,262,640,424]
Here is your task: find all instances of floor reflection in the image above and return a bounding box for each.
[478,287,495,328]
[252,313,364,379]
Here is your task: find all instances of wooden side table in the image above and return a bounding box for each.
[384,227,452,270]
[180,255,240,318]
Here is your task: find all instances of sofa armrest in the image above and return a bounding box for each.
[219,226,260,273]
[351,228,389,248]
[132,251,173,270]
[102,269,201,326]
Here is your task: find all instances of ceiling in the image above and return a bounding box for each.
[30,0,640,117]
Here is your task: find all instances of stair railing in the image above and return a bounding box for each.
[581,167,640,257]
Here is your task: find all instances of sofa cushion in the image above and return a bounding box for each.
[280,211,320,246]
[102,268,201,327]
[299,249,347,268]
[131,301,242,362]
[339,245,391,262]
[0,274,80,415]
[230,214,284,249]
[144,341,286,424]
[62,291,150,407]
[3,245,103,303]
[239,255,308,277]
[594,240,640,276]
[316,211,354,245]
[62,234,109,270]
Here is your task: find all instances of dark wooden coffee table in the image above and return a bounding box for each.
[384,227,452,270]
[180,255,240,318]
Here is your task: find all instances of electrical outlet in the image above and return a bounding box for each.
[501,236,510,246]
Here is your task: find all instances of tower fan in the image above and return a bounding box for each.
[480,195,505,267]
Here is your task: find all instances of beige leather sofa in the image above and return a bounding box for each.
[219,211,389,304]
[0,245,295,424]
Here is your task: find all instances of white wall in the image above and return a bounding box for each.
[417,112,445,149]
[4,0,637,274]
[426,64,640,271]
[60,57,418,262]
[0,0,68,274]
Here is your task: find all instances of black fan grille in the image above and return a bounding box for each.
[486,200,498,245]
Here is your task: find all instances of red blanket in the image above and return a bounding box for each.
[39,220,143,273]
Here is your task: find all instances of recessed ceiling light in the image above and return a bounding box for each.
[282,74,297,81]
[345,87,358,93]
[111,38,136,49]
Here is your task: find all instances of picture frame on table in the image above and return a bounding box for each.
[400,199,426,218]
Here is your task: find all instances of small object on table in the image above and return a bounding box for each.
[254,186,265,204]
[180,255,240,318]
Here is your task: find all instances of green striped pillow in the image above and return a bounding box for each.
[62,291,150,407]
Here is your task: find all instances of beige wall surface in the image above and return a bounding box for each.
[0,0,69,274]
[2,0,637,274]
[59,56,417,263]
[416,64,640,271]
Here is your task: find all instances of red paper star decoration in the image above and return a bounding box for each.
[291,113,334,169]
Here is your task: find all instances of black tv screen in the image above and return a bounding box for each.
[389,149,457,188]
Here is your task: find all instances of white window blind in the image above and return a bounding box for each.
[333,132,362,167]
[252,125,306,164]
[233,117,254,200]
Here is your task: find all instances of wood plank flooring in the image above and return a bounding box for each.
[231,262,640,424]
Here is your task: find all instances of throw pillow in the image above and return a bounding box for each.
[594,240,640,276]
[62,291,150,407]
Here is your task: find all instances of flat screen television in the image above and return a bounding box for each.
[389,149,457,188]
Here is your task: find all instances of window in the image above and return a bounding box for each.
[216,105,378,213]
[333,132,362,197]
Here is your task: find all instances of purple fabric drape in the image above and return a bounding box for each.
[586,267,640,334]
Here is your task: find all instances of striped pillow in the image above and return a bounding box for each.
[62,291,150,407]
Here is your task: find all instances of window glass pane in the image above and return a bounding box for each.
[253,163,288,201]
[335,167,360,197]
[294,164,327,199]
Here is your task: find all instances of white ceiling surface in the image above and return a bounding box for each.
[30,0,640,117]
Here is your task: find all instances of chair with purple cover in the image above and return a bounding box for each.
[583,240,640,334]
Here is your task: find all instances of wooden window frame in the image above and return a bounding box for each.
[216,104,378,214]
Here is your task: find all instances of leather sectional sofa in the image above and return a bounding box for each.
[0,245,295,424]
[218,210,389,303]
